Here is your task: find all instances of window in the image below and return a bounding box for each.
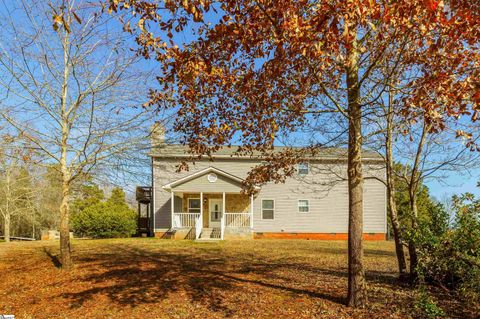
[262,199,275,220]
[188,198,201,213]
[298,162,309,175]
[298,200,309,213]
[207,173,218,183]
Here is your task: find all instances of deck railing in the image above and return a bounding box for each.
[173,212,200,228]
[224,212,251,228]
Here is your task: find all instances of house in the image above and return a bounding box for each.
[139,128,387,241]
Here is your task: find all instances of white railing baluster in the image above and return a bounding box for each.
[224,212,250,228]
[173,212,200,228]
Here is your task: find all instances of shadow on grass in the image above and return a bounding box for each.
[43,247,62,268]
[289,245,397,258]
[56,243,403,316]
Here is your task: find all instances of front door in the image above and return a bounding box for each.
[209,199,223,227]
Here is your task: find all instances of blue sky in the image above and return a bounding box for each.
[427,173,479,200]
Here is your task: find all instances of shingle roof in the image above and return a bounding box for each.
[150,144,383,161]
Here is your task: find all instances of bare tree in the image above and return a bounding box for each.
[394,118,480,278]
[369,71,480,280]
[0,0,152,268]
[0,134,37,242]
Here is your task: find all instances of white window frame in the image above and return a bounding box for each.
[188,198,201,214]
[298,199,310,213]
[298,162,309,175]
[261,199,275,220]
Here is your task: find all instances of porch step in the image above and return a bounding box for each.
[199,227,221,239]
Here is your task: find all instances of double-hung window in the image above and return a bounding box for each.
[298,200,310,213]
[298,162,309,175]
[262,199,275,220]
[188,198,201,213]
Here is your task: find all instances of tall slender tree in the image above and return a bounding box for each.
[0,0,151,269]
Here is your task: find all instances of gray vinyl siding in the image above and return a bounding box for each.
[153,157,386,234]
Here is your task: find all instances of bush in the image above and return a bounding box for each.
[413,194,480,306]
[414,285,445,319]
[71,202,137,238]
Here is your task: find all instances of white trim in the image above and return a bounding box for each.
[222,192,226,216]
[384,167,388,235]
[151,157,155,235]
[200,192,203,229]
[261,198,275,220]
[222,192,226,239]
[162,166,257,190]
[250,194,254,229]
[297,199,310,213]
[207,173,218,183]
[149,153,384,163]
[187,197,201,213]
[171,191,174,228]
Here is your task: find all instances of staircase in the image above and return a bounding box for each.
[196,228,221,241]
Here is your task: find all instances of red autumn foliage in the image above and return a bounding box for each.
[106,0,479,308]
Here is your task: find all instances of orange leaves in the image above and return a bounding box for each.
[52,13,68,32]
[424,0,444,12]
[138,18,146,32]
[179,0,210,23]
[72,11,82,25]
[108,0,480,160]
[51,6,82,33]
[473,90,480,105]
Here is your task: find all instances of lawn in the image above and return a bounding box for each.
[0,239,475,319]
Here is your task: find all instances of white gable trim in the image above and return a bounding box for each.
[162,166,260,191]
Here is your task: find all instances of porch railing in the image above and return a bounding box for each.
[173,212,200,228]
[224,212,251,228]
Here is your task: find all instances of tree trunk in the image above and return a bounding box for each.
[346,27,367,308]
[407,122,428,282]
[59,21,72,270]
[59,176,72,270]
[408,193,419,281]
[385,86,407,279]
[4,212,10,243]
[387,182,408,279]
[4,170,11,243]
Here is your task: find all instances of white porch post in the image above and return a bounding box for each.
[200,192,203,228]
[222,192,226,216]
[222,192,226,239]
[250,194,254,229]
[171,191,174,229]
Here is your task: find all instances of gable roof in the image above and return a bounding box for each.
[162,166,260,191]
[150,144,383,162]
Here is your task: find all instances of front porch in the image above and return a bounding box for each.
[162,167,256,240]
[170,191,253,240]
